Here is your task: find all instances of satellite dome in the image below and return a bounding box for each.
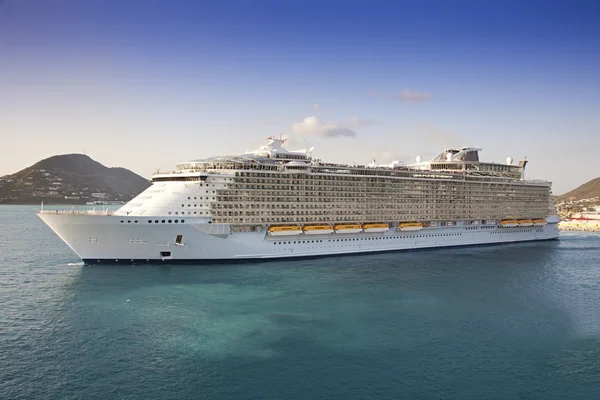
[506,157,513,165]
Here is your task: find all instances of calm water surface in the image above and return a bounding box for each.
[1,205,599,399]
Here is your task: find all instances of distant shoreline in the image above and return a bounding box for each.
[558,220,600,232]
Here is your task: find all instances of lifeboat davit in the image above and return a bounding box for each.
[500,219,519,228]
[398,222,423,232]
[334,224,363,234]
[362,223,389,233]
[303,225,334,235]
[268,226,302,236]
[518,219,534,227]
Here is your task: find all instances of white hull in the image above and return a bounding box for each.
[38,213,560,264]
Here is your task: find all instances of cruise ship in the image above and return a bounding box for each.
[38,137,559,264]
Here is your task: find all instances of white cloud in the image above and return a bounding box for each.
[292,116,356,138]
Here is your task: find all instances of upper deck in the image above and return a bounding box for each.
[151,138,546,186]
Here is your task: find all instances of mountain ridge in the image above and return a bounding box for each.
[0,154,151,204]
[557,177,600,202]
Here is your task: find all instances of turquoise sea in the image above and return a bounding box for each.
[1,205,599,399]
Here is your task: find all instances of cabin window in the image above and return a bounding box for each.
[176,235,183,245]
[160,251,171,257]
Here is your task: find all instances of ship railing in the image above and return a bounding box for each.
[38,209,114,216]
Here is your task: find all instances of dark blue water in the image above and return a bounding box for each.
[1,205,600,399]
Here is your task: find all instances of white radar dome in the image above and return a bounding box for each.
[416,156,422,163]
[446,153,453,161]
[506,157,513,165]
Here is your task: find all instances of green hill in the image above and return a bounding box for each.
[0,154,150,204]
[558,177,600,202]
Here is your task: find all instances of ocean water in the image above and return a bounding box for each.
[1,205,600,399]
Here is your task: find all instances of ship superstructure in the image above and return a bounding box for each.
[38,137,559,263]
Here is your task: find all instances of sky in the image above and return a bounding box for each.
[1,0,599,194]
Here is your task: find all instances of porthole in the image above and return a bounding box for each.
[162,220,165,223]
[168,212,171,215]
[175,219,179,223]
[148,220,152,223]
[181,204,184,207]
[127,220,131,223]
[120,220,124,223]
[168,220,172,223]
[155,220,159,223]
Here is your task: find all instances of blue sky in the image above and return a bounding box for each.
[1,0,599,194]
